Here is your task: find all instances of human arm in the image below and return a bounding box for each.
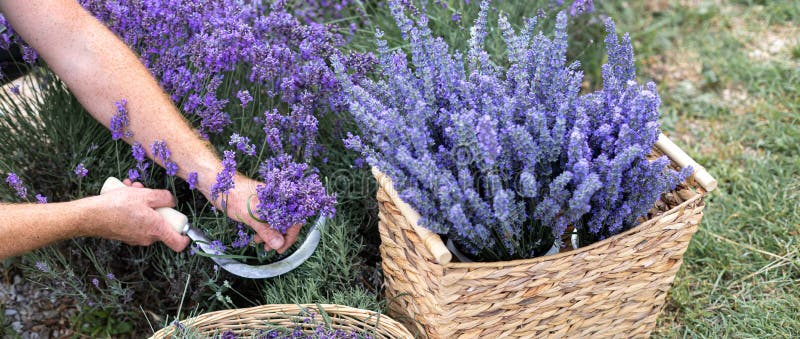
[0,0,300,252]
[0,180,188,260]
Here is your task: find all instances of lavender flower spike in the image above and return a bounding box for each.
[74,163,89,178]
[210,150,236,202]
[5,173,27,198]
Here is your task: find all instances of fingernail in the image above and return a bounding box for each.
[269,237,283,249]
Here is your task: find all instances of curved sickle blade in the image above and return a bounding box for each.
[187,217,326,279]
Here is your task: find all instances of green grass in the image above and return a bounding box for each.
[597,1,800,337]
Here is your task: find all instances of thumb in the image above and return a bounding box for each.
[252,224,284,251]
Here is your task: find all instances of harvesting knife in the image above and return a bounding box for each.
[100,177,324,279]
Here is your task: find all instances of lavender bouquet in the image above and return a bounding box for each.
[336,0,691,261]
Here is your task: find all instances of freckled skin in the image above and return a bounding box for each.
[0,0,300,259]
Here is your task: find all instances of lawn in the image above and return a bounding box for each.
[1,0,798,337]
[606,1,800,337]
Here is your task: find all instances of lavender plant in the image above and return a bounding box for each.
[337,0,690,261]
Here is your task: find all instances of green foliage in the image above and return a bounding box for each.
[71,308,135,337]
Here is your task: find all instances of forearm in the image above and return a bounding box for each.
[0,200,97,259]
[0,1,223,197]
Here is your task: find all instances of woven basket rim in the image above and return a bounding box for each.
[375,170,707,270]
[149,303,413,338]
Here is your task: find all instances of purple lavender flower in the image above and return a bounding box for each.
[128,168,140,182]
[210,150,236,202]
[106,273,115,280]
[132,142,146,162]
[231,224,251,248]
[92,278,100,288]
[5,173,26,198]
[110,99,133,140]
[74,163,89,178]
[8,85,20,95]
[151,140,179,176]
[35,194,48,204]
[187,172,199,190]
[229,133,257,156]
[130,142,150,180]
[236,90,253,108]
[569,0,594,16]
[209,240,227,255]
[255,154,336,234]
[34,261,49,272]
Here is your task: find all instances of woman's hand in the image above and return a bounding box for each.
[223,175,302,254]
[83,179,191,252]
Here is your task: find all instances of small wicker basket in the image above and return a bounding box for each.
[373,134,716,338]
[150,304,413,338]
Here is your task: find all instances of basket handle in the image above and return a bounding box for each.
[655,133,718,192]
[372,167,453,265]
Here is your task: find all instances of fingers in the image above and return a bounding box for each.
[277,223,302,254]
[123,178,145,188]
[145,189,176,208]
[156,220,191,252]
[251,223,285,251]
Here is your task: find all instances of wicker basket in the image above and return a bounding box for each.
[150,304,413,338]
[373,134,717,338]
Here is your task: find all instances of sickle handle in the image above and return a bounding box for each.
[100,177,190,234]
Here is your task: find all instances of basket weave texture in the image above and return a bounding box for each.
[150,304,413,338]
[375,146,712,338]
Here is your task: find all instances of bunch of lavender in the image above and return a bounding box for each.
[337,0,690,261]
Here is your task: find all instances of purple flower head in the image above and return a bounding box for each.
[35,194,48,204]
[92,278,100,288]
[187,172,199,190]
[231,223,251,248]
[128,168,140,182]
[35,261,49,272]
[210,150,237,202]
[5,173,27,198]
[236,89,253,108]
[132,142,146,162]
[151,140,179,176]
[569,0,594,16]
[106,273,115,280]
[209,240,227,255]
[74,163,89,178]
[255,154,336,234]
[228,133,257,156]
[110,99,133,140]
[8,85,20,95]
